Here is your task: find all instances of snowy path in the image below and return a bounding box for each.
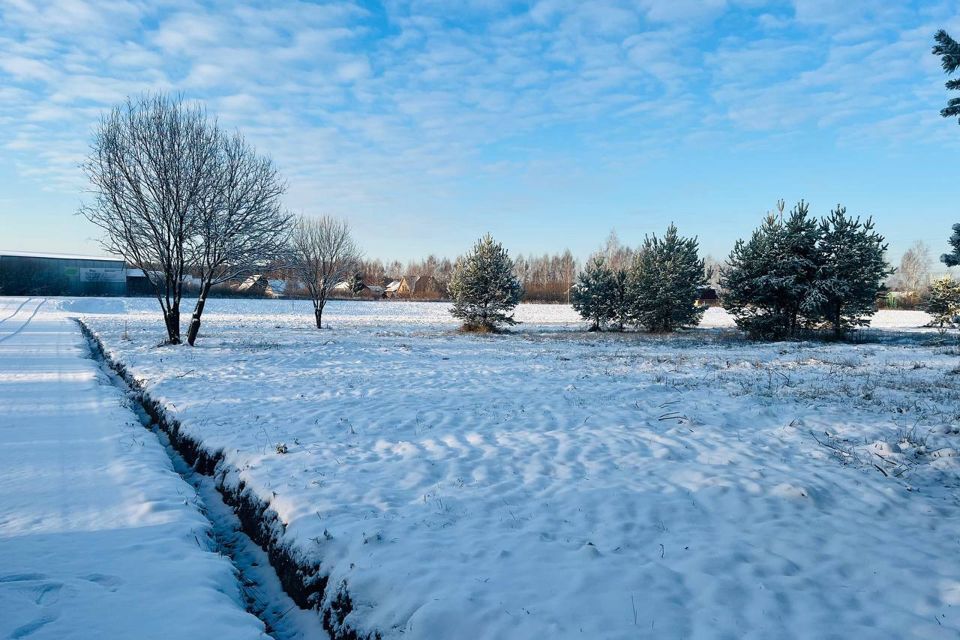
[0,302,269,639]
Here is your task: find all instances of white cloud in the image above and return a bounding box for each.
[0,0,958,235]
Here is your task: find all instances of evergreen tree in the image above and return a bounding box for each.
[627,224,707,332]
[721,201,819,340]
[926,276,960,333]
[607,267,630,331]
[782,201,822,332]
[571,256,615,331]
[448,234,523,331]
[349,271,366,295]
[933,30,960,123]
[722,215,785,339]
[806,206,892,338]
[932,32,960,270]
[942,224,960,267]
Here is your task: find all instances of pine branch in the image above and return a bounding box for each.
[933,29,960,73]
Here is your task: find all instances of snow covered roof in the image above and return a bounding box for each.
[0,249,124,264]
[385,280,402,292]
[333,281,353,291]
[237,275,265,291]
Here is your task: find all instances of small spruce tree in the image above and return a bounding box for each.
[627,224,707,332]
[806,206,892,338]
[571,256,615,331]
[448,234,523,331]
[926,276,960,333]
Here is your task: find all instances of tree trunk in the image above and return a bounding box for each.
[186,282,212,346]
[314,301,324,329]
[164,305,181,344]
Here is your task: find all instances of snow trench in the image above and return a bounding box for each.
[77,320,379,640]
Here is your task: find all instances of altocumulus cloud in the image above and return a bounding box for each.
[1,0,959,257]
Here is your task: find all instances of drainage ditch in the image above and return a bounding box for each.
[78,319,379,640]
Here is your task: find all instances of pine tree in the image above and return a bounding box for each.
[627,224,707,332]
[942,224,960,267]
[782,201,822,333]
[722,215,784,339]
[926,276,960,333]
[932,32,960,269]
[448,234,523,331]
[349,271,366,296]
[607,268,630,331]
[933,30,960,123]
[721,201,819,340]
[806,206,892,338]
[571,256,615,331]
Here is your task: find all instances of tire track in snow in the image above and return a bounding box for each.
[0,298,33,325]
[0,299,46,344]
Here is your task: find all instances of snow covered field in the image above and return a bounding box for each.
[0,298,269,639]
[19,297,960,638]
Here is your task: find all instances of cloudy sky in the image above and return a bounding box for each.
[1,0,959,264]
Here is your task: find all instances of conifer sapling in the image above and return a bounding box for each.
[448,234,523,331]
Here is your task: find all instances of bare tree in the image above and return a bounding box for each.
[599,229,634,272]
[81,94,218,344]
[290,215,360,328]
[892,240,932,294]
[185,132,291,345]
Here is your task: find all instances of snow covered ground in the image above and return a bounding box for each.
[25,297,960,638]
[0,298,270,639]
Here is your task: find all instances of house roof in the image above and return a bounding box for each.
[238,275,266,291]
[0,249,124,264]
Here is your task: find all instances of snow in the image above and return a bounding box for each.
[10,296,960,638]
[0,298,269,639]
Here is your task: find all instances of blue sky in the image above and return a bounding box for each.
[1,0,959,266]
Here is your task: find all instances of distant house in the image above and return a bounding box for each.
[237,275,278,298]
[696,286,719,307]
[331,280,385,299]
[332,281,354,294]
[385,275,421,298]
[363,284,386,298]
[384,279,402,296]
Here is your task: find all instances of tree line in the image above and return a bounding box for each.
[76,93,954,344]
[452,31,960,337]
[77,28,960,344]
[339,251,577,303]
